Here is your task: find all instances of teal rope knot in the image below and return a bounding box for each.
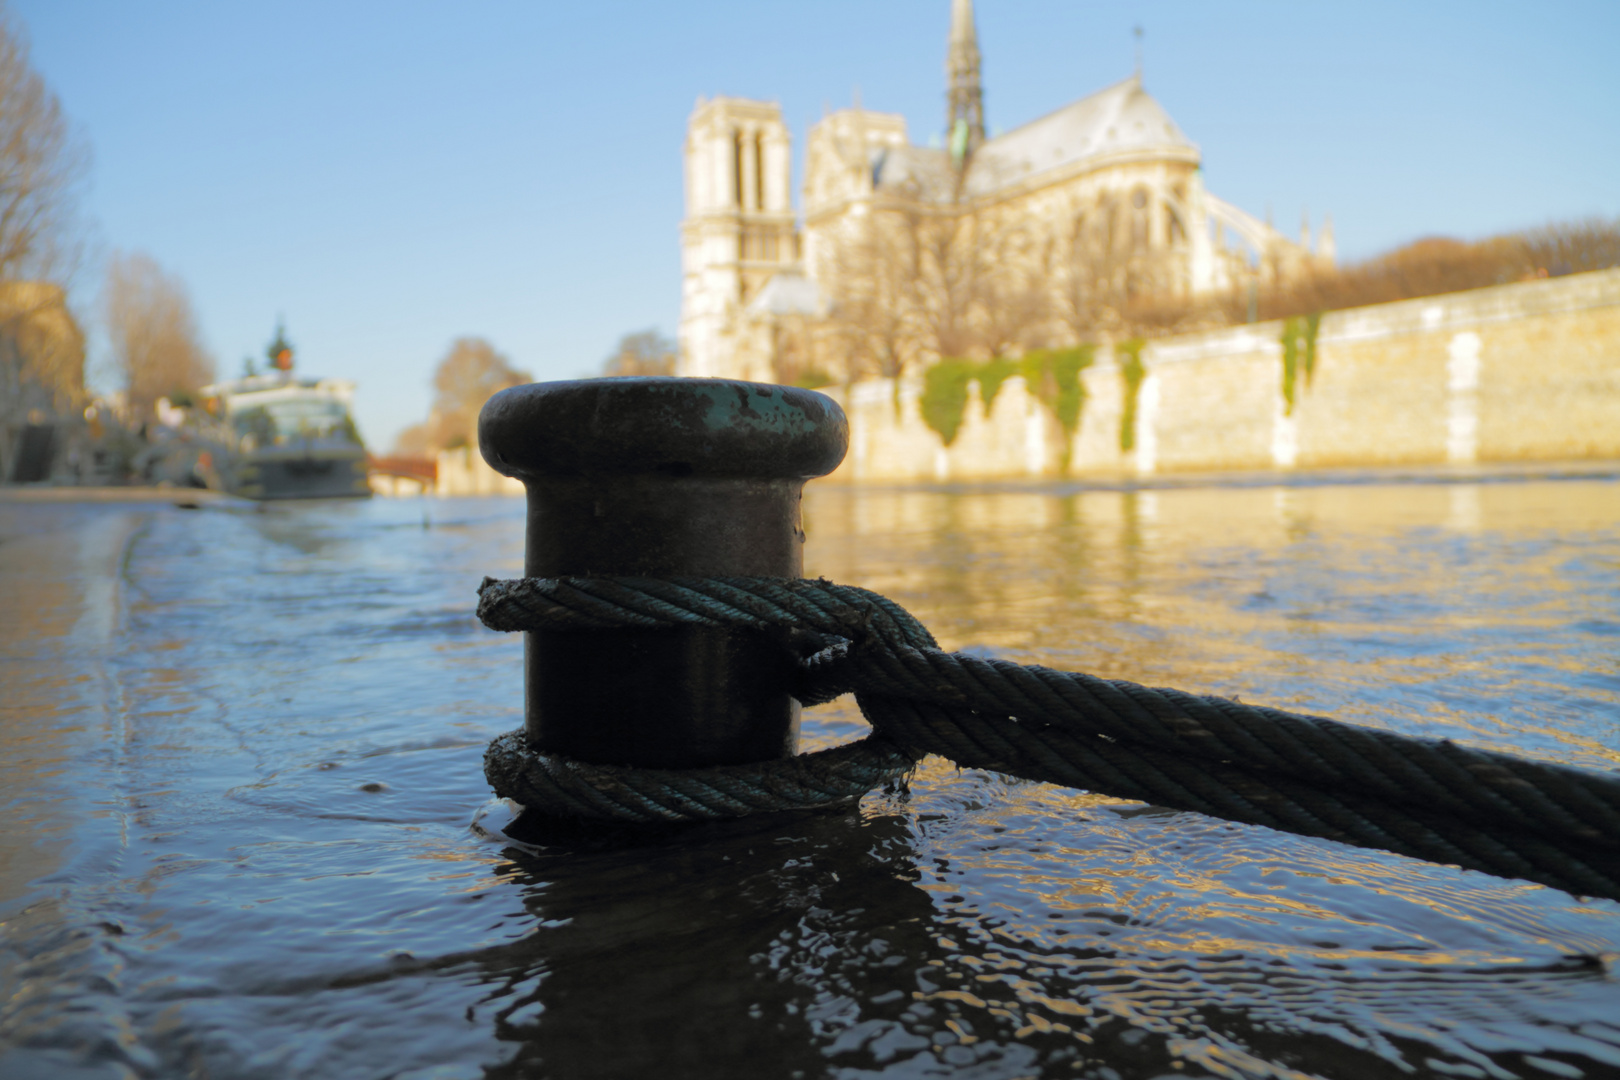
[476,575,1620,902]
[477,575,933,820]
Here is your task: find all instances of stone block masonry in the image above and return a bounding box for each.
[822,268,1620,482]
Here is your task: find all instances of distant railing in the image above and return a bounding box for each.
[367,454,437,496]
[368,455,437,485]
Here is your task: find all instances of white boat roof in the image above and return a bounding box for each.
[200,374,356,408]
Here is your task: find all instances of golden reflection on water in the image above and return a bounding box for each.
[783,479,1620,1071]
[2,483,1617,1079]
[0,505,148,907]
[804,480,1620,768]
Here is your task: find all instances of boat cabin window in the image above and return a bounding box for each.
[233,398,359,446]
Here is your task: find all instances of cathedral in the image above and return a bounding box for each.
[678,0,1331,383]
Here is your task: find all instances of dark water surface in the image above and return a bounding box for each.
[2,479,1618,1080]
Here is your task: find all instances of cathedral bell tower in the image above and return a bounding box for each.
[678,98,798,378]
[946,0,985,163]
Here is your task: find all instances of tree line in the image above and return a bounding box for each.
[390,329,674,457]
[0,6,90,479]
[8,0,1608,473]
[0,6,220,481]
[776,189,1620,392]
[394,207,1614,460]
[1253,219,1620,324]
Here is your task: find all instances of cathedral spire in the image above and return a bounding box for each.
[946,0,984,164]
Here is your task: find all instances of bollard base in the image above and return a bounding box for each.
[481,727,916,825]
[526,626,801,769]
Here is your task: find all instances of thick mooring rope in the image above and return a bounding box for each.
[477,575,1620,901]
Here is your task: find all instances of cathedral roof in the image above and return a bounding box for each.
[870,143,957,200]
[870,76,1197,202]
[968,76,1197,193]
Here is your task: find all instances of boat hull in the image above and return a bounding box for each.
[227,449,372,500]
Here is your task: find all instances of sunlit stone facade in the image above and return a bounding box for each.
[678,1,1332,382]
[678,98,799,381]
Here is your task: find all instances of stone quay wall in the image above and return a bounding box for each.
[822,268,1620,483]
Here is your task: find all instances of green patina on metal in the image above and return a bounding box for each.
[695,381,820,436]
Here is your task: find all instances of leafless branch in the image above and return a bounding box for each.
[103,251,214,421]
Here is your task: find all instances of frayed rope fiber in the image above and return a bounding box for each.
[477,575,1620,901]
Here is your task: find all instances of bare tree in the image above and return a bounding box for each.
[103,252,214,421]
[1515,216,1620,278]
[974,215,1054,357]
[822,192,1013,381]
[1054,204,1129,341]
[819,164,1085,386]
[823,215,918,380]
[765,313,834,388]
[1050,195,1216,341]
[0,7,89,479]
[429,337,530,449]
[0,8,86,284]
[1255,217,1620,324]
[390,421,432,457]
[900,203,976,360]
[603,330,675,376]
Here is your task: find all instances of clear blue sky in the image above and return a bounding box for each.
[16,1,1619,450]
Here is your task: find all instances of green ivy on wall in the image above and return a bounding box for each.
[919,358,980,446]
[1117,338,1146,452]
[1303,311,1322,384]
[1280,317,1300,414]
[975,357,1020,413]
[1279,313,1323,416]
[791,369,834,390]
[918,347,1096,466]
[1026,347,1095,442]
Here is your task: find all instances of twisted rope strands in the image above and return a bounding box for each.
[861,697,1620,898]
[478,575,936,647]
[484,730,914,823]
[476,575,1620,900]
[801,642,1620,846]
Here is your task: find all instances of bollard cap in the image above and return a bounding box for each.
[479,377,848,481]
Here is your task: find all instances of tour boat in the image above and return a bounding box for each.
[191,328,371,500]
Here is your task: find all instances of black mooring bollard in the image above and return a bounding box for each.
[478,377,849,770]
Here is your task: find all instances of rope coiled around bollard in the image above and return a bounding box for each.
[476,574,1620,902]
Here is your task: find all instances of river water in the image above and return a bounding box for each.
[2,477,1618,1080]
